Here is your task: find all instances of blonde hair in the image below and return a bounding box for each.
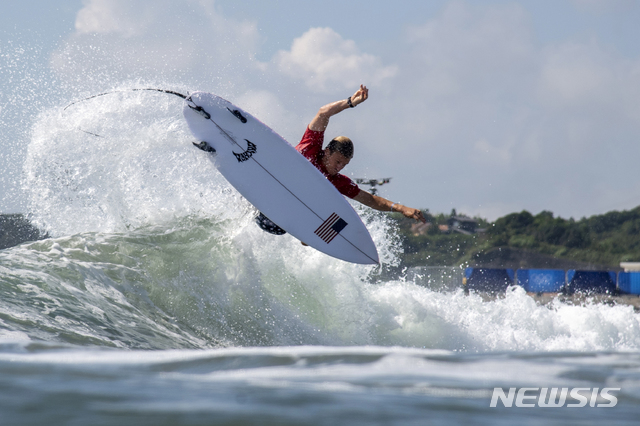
[326,136,354,158]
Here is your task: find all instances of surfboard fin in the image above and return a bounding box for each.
[187,103,211,120]
[192,141,216,154]
[255,212,286,235]
[227,108,247,123]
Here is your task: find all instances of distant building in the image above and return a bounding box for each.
[411,222,431,236]
[621,262,640,272]
[407,213,485,236]
[447,216,482,235]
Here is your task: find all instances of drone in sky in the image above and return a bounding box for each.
[354,178,392,195]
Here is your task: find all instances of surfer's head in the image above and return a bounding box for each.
[323,136,353,175]
[326,136,354,159]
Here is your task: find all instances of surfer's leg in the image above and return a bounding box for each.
[255,212,287,235]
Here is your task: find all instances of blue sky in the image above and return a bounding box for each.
[2,0,640,220]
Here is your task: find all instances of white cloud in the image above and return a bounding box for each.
[75,0,154,36]
[51,0,265,93]
[274,27,397,92]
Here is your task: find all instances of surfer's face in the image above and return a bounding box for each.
[323,150,351,176]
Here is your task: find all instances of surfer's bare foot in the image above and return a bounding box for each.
[301,242,308,246]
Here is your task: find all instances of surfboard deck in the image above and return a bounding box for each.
[182,92,379,265]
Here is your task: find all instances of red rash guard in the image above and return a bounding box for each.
[295,127,360,199]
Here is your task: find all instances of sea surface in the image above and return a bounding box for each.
[1,90,639,425]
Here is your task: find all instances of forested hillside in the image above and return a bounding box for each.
[392,206,640,269]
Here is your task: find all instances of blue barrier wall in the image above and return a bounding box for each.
[465,268,514,293]
[517,269,566,293]
[618,272,640,295]
[566,270,617,294]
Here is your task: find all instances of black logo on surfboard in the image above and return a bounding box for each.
[233,139,257,162]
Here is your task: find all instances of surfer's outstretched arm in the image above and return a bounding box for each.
[353,190,426,223]
[309,85,368,132]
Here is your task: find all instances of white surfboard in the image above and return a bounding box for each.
[182,92,379,265]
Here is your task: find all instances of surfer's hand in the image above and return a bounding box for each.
[351,85,368,106]
[401,206,427,223]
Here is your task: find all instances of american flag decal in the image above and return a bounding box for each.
[314,213,348,243]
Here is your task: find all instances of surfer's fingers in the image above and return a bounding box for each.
[360,85,368,99]
[353,85,368,105]
[408,208,426,223]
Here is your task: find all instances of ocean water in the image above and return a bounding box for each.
[1,90,640,425]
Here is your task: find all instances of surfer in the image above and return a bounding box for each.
[257,84,426,234]
[297,84,426,223]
